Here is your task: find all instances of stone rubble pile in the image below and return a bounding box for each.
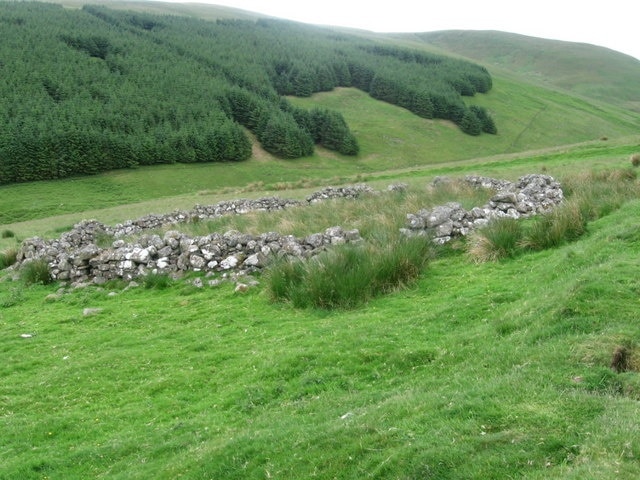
[401,174,563,244]
[17,226,361,284]
[306,184,376,203]
[12,185,374,285]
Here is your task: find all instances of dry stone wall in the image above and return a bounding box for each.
[11,176,563,285]
[13,186,374,286]
[17,226,361,285]
[401,174,564,243]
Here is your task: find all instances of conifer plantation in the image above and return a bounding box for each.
[0,2,496,184]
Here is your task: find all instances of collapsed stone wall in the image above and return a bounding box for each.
[401,174,563,243]
[12,184,375,285]
[17,226,361,285]
[113,197,303,238]
[11,176,563,285]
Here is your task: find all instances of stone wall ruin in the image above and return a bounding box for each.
[10,175,564,286]
[401,174,563,243]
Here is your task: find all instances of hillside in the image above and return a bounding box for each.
[2,158,640,478]
[405,30,640,112]
[0,1,496,184]
[2,2,640,188]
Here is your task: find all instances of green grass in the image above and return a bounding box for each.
[467,217,524,262]
[19,259,53,285]
[410,30,640,112]
[1,19,640,474]
[266,236,432,309]
[0,247,18,270]
[467,168,640,261]
[2,168,640,478]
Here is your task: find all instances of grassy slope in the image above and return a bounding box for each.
[2,1,639,231]
[404,30,640,112]
[2,185,639,479]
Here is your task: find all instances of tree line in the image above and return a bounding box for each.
[0,2,496,184]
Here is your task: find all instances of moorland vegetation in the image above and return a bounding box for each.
[2,160,640,479]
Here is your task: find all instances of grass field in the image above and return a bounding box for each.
[2,79,639,233]
[2,164,640,479]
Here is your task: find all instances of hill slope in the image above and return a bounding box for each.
[2,168,640,479]
[0,1,497,184]
[405,30,640,112]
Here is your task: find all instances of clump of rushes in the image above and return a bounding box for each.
[521,201,586,251]
[1,229,15,239]
[467,217,524,263]
[0,247,19,269]
[142,272,173,290]
[266,236,431,309]
[20,258,53,285]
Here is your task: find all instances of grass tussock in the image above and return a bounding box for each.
[0,247,19,270]
[563,168,639,220]
[467,217,523,262]
[20,258,53,285]
[142,272,173,290]
[631,153,640,167]
[1,229,15,239]
[266,236,432,309]
[522,201,587,251]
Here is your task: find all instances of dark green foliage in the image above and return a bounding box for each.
[0,2,494,184]
[1,230,15,239]
[470,105,498,134]
[61,34,113,60]
[258,111,314,159]
[284,104,359,155]
[459,109,483,136]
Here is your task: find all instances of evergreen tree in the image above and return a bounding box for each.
[459,109,482,136]
[0,2,495,184]
[470,105,498,134]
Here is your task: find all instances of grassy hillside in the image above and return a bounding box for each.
[1,81,638,229]
[2,2,639,187]
[407,30,640,112]
[2,159,640,478]
[1,1,503,183]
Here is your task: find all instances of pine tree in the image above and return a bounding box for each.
[459,109,482,136]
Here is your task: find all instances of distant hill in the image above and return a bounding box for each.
[404,30,640,112]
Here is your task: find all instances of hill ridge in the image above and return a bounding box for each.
[405,29,640,111]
